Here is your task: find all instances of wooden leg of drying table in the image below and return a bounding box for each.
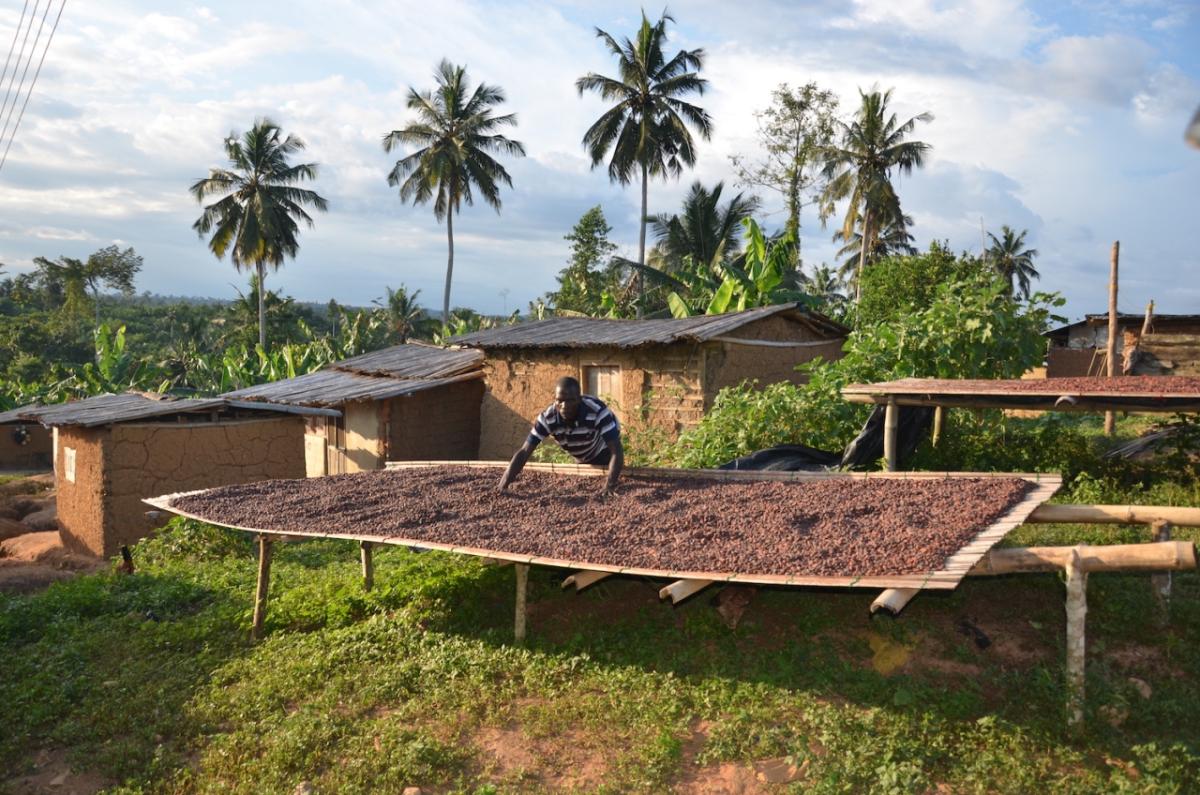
[514,564,529,644]
[360,541,374,592]
[1151,521,1172,619]
[1065,548,1087,731]
[884,397,899,471]
[251,534,274,641]
[932,406,944,448]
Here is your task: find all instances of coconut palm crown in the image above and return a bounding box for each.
[821,88,931,302]
[649,181,760,272]
[383,60,525,326]
[576,10,712,315]
[190,118,328,351]
[987,225,1040,299]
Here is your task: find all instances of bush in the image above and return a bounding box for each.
[663,259,1064,468]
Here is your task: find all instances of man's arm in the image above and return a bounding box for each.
[603,436,624,494]
[498,440,536,492]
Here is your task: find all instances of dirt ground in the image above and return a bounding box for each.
[1,747,113,795]
[0,472,105,594]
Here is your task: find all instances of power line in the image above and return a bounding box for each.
[0,0,39,133]
[0,0,32,93]
[0,0,51,148]
[0,0,64,175]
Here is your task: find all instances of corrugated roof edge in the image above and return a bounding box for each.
[451,303,848,349]
[0,394,339,427]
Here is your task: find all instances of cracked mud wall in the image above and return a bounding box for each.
[59,417,305,558]
[56,427,108,555]
[477,346,704,460]
[702,316,846,398]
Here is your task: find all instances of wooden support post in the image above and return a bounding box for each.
[659,578,715,604]
[870,587,920,616]
[932,406,944,448]
[251,534,273,641]
[1105,240,1120,435]
[1141,300,1154,335]
[1065,548,1087,730]
[884,396,899,471]
[514,563,529,644]
[561,570,614,591]
[360,541,374,592]
[1151,521,1172,617]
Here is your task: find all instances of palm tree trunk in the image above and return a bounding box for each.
[856,208,872,304]
[637,161,648,319]
[787,166,801,270]
[257,261,267,352]
[443,209,455,327]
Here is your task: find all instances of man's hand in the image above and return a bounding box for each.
[499,443,534,493]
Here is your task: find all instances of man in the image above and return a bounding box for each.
[498,376,624,494]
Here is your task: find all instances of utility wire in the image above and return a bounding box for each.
[0,0,64,175]
[0,0,38,126]
[0,0,50,147]
[0,0,32,93]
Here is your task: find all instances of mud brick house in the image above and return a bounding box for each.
[0,393,332,557]
[224,343,484,475]
[0,421,52,471]
[1045,313,1200,377]
[453,303,848,459]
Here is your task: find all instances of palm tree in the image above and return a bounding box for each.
[832,212,918,286]
[577,10,712,316]
[189,118,326,353]
[191,118,327,352]
[648,181,760,272]
[987,225,1040,299]
[821,88,931,302]
[801,263,848,311]
[383,60,525,327]
[373,285,431,343]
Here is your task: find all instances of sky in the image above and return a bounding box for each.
[0,0,1197,321]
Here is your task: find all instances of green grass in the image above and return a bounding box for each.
[2,510,1198,794]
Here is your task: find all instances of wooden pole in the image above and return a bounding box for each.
[1151,521,1172,617]
[969,540,1195,576]
[1065,548,1087,730]
[932,406,945,448]
[1027,503,1200,527]
[1105,240,1120,435]
[1141,300,1154,336]
[514,563,529,644]
[360,541,374,592]
[884,396,899,471]
[251,535,273,641]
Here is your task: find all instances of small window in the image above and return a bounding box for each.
[63,447,76,483]
[583,365,622,404]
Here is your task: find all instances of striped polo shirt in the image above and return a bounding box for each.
[527,395,621,463]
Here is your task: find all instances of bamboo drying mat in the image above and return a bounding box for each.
[146,462,1062,591]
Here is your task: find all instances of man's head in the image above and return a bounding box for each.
[554,376,582,422]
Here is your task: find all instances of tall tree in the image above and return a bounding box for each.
[544,205,618,315]
[191,118,328,352]
[832,212,917,286]
[800,263,847,314]
[648,181,760,272]
[821,88,931,302]
[373,285,431,343]
[987,225,1040,299]
[384,60,525,327]
[576,10,712,316]
[30,246,143,324]
[730,82,839,267]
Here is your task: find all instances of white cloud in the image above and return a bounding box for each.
[0,0,1196,315]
